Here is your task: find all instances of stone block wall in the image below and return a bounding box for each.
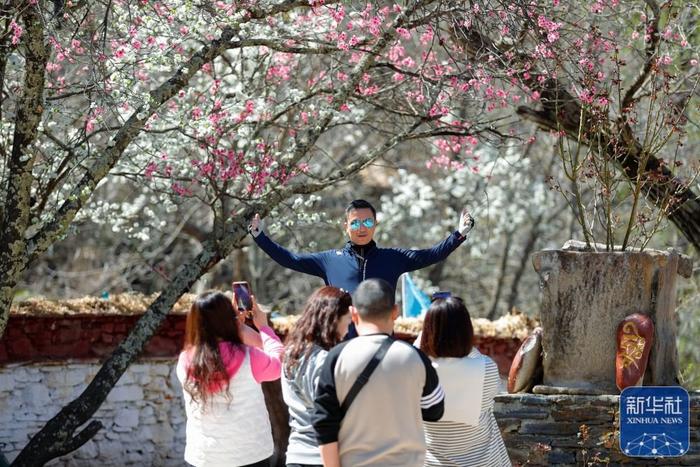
[494,393,700,466]
[1,360,186,466]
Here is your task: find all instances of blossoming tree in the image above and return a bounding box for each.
[2,1,502,464]
[1,0,698,464]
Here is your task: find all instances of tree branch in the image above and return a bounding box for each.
[621,0,661,111]
[26,25,241,263]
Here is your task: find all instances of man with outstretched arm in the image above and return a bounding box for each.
[248,199,475,294]
[311,278,444,467]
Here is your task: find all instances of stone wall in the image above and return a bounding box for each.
[495,393,700,466]
[0,311,523,465]
[1,360,186,466]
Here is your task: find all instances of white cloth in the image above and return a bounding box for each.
[177,348,274,467]
[424,349,511,466]
[431,350,486,426]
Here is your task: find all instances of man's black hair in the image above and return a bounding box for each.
[352,278,395,319]
[345,199,376,218]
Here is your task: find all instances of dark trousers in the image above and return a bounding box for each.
[189,461,270,467]
[242,459,271,467]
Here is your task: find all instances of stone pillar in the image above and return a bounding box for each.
[531,241,692,393]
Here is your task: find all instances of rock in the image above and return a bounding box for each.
[107,385,144,403]
[114,409,140,429]
[508,327,543,393]
[532,385,607,396]
[532,246,686,392]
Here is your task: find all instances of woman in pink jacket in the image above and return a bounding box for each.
[177,291,284,467]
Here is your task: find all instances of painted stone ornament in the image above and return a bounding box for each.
[615,313,654,391]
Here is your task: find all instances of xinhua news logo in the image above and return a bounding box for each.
[619,386,689,458]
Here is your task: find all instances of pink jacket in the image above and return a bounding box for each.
[177,326,284,467]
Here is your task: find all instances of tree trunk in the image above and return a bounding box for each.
[487,230,513,320]
[506,219,541,312]
[262,381,291,467]
[0,5,48,337]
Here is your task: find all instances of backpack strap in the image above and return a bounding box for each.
[340,337,394,414]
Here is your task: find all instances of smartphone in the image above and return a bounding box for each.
[431,291,452,301]
[232,281,253,312]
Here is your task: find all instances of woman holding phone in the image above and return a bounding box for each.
[177,291,284,467]
[281,286,352,467]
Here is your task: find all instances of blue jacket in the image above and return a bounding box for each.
[253,230,466,293]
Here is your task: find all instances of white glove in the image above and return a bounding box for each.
[249,213,263,238]
[458,209,475,236]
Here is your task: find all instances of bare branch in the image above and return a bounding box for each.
[621,0,661,111]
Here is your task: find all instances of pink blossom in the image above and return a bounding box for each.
[396,27,411,39]
[388,44,404,62]
[172,183,191,196]
[659,55,672,66]
[578,89,594,104]
[420,27,434,45]
[9,20,22,46]
[330,5,345,22]
[144,162,158,179]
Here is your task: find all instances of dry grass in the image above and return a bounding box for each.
[11,293,537,339]
[11,293,196,316]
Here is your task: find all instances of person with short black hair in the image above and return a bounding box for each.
[248,199,474,295]
[418,297,511,467]
[311,279,445,467]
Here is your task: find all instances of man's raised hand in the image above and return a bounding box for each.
[249,213,262,237]
[458,208,475,237]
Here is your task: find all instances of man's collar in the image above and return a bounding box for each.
[345,239,377,253]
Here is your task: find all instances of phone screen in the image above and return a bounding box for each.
[232,281,253,311]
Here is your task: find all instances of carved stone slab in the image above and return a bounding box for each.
[531,244,690,393]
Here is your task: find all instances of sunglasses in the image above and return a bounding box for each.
[431,291,452,302]
[349,218,375,230]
